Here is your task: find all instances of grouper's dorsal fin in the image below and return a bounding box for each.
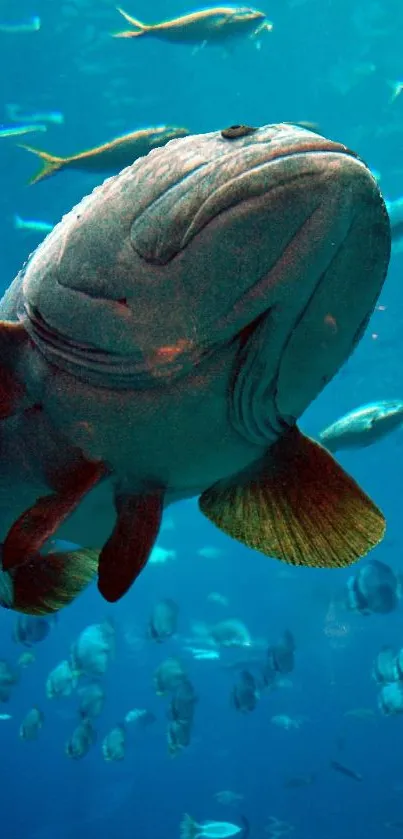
[0,320,30,417]
[98,490,164,602]
[199,426,385,568]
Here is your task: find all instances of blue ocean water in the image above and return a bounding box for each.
[1,1,403,838]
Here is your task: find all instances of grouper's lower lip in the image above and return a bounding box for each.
[21,303,219,390]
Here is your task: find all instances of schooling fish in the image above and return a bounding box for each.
[0,122,390,616]
[20,125,189,185]
[113,6,272,44]
[180,814,248,839]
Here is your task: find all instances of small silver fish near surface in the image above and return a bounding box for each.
[6,104,64,125]
[0,123,46,139]
[13,215,54,235]
[0,16,40,34]
[319,400,403,452]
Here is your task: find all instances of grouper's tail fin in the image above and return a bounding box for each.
[112,7,149,38]
[0,548,99,615]
[19,144,66,185]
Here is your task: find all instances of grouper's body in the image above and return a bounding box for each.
[0,122,391,614]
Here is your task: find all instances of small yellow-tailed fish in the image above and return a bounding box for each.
[20,124,189,185]
[13,215,54,234]
[0,124,46,139]
[113,6,272,45]
[0,16,40,33]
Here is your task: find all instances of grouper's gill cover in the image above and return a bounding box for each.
[0,121,391,614]
[18,123,387,405]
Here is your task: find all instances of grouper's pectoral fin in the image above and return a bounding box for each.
[0,547,99,615]
[199,426,385,568]
[2,458,107,570]
[98,490,164,602]
[0,320,31,418]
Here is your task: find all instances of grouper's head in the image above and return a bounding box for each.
[20,122,390,435]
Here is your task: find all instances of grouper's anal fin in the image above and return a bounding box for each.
[0,487,164,614]
[199,426,385,568]
[0,320,31,417]
[2,458,107,571]
[98,490,164,602]
[0,547,99,615]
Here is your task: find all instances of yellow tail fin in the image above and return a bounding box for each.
[19,144,66,185]
[112,7,148,37]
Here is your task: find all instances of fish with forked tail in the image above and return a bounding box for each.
[20,125,189,185]
[113,6,272,45]
[0,121,391,615]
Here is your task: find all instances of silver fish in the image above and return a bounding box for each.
[319,400,403,451]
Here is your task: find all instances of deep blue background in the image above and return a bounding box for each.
[1,1,403,837]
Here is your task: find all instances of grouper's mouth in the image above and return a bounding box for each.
[21,301,219,389]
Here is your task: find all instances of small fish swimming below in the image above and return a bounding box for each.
[20,124,189,185]
[0,123,46,139]
[17,651,35,668]
[343,707,376,720]
[214,790,244,805]
[19,707,44,741]
[124,708,156,727]
[330,759,363,782]
[13,215,54,235]
[184,646,220,660]
[13,613,54,645]
[207,591,229,606]
[271,714,306,730]
[113,6,272,46]
[319,400,403,452]
[0,660,18,701]
[71,619,115,677]
[284,773,316,788]
[66,719,96,760]
[180,813,248,839]
[345,559,401,616]
[46,660,77,699]
[231,669,259,713]
[148,545,176,565]
[148,598,179,642]
[0,16,40,34]
[102,724,126,761]
[154,657,188,696]
[78,683,105,720]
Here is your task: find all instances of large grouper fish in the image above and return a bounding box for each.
[0,122,391,615]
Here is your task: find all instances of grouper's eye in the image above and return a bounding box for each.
[221,125,257,140]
